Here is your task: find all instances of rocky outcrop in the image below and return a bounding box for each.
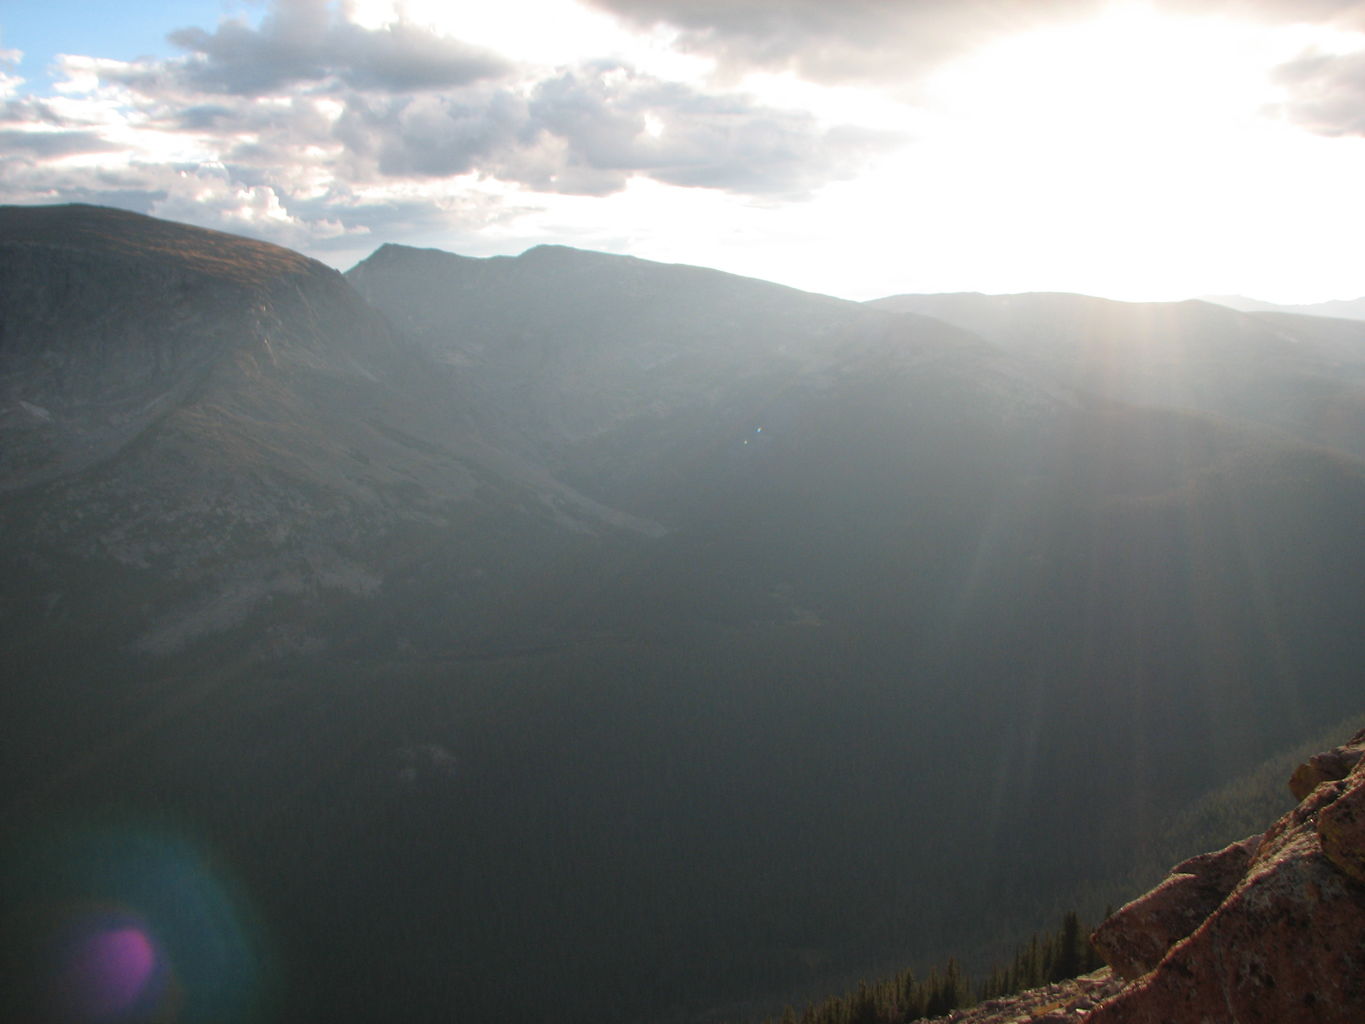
[1090,836,1259,981]
[1288,728,1365,800]
[1085,729,1365,1023]
[919,969,1123,1024]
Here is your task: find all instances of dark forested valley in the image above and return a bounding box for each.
[3,204,1363,1023]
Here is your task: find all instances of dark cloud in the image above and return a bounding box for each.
[171,94,338,145]
[580,0,1099,82]
[330,86,531,187]
[583,0,1365,82]
[335,64,900,197]
[0,129,119,157]
[0,93,77,129]
[109,0,511,96]
[528,65,896,194]
[1272,49,1365,136]
[174,104,240,130]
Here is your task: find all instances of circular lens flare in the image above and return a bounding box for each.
[58,924,159,1019]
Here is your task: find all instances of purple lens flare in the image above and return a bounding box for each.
[52,919,161,1021]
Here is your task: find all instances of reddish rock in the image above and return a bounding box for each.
[1256,775,1346,862]
[1088,831,1365,1023]
[1090,836,1258,981]
[1086,731,1365,1024]
[1288,727,1365,800]
[1318,757,1365,885]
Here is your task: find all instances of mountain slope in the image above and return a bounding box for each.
[867,291,1365,458]
[346,242,1011,510]
[346,241,1365,1016]
[4,210,1365,1024]
[0,205,657,657]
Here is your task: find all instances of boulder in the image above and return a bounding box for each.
[1087,730,1365,1023]
[1090,836,1258,981]
[1288,727,1365,800]
[1318,757,1365,885]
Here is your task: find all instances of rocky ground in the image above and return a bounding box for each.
[924,969,1123,1024]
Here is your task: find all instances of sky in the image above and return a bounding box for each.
[3,0,1365,303]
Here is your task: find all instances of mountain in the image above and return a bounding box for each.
[1202,293,1365,321]
[349,245,1365,1010]
[866,291,1365,458]
[873,290,1365,464]
[3,207,1364,1024]
[345,242,1010,509]
[0,204,656,658]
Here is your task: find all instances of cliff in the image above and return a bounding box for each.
[917,728,1365,1024]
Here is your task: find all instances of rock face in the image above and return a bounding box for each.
[1090,836,1259,981]
[1086,729,1365,1023]
[1289,731,1365,801]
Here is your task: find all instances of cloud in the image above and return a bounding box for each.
[0,129,120,157]
[0,0,900,259]
[20,0,891,203]
[579,0,1101,82]
[525,67,897,195]
[333,63,900,197]
[108,0,511,96]
[1272,49,1365,136]
[1225,0,1365,138]
[581,0,1365,83]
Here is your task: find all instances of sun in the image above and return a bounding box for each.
[796,1,1365,302]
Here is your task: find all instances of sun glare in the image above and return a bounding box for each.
[915,7,1266,294]
[860,2,1365,301]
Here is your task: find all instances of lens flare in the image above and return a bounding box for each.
[54,918,161,1021]
[2,824,269,1024]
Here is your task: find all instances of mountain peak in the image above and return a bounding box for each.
[0,203,319,287]
[519,243,584,257]
[514,243,652,272]
[0,203,390,489]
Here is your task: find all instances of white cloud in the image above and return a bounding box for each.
[159,0,512,95]
[0,0,897,261]
[1273,45,1365,135]
[4,0,1365,303]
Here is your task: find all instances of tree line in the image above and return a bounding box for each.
[762,910,1108,1024]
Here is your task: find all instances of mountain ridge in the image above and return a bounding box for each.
[1201,292,1365,321]
[866,289,1365,458]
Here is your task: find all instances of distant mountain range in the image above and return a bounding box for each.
[1200,293,1365,321]
[3,205,1364,1024]
[869,291,1365,457]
